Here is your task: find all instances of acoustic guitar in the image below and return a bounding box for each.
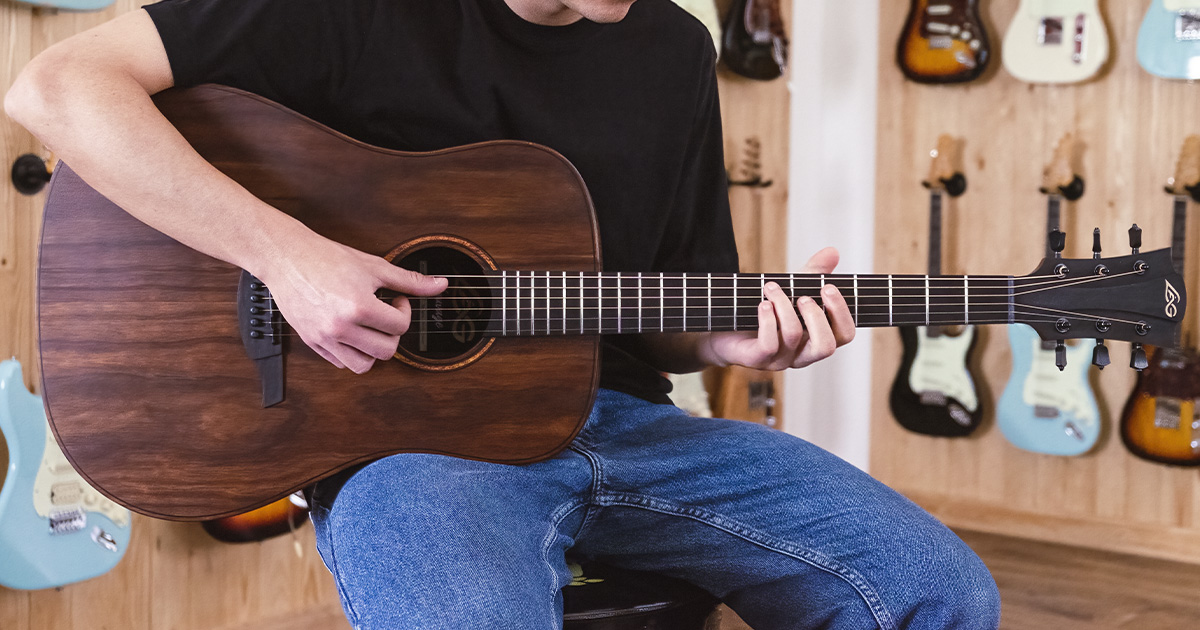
[1119,136,1200,466]
[897,0,991,84]
[0,359,131,590]
[36,85,1185,520]
[1137,0,1200,81]
[889,135,982,437]
[1001,0,1110,84]
[997,133,1103,456]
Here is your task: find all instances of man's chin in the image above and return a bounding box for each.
[573,0,637,23]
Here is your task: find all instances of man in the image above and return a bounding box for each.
[5,0,1000,628]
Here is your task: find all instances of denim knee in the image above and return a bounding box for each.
[893,534,1001,630]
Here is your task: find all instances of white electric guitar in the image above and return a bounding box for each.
[1002,0,1110,84]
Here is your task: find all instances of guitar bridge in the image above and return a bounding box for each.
[238,271,285,407]
[1178,11,1200,41]
[48,508,86,535]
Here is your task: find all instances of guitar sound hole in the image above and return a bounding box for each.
[391,244,496,369]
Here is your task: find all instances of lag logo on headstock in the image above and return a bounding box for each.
[1166,280,1182,318]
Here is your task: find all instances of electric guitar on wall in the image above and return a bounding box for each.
[1137,0,1200,80]
[897,0,991,84]
[0,359,131,590]
[720,0,788,80]
[997,134,1103,456]
[1002,0,1110,84]
[3,0,113,11]
[1120,136,1200,466]
[202,492,309,543]
[34,85,1186,520]
[889,135,982,437]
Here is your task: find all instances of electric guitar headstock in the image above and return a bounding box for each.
[1168,135,1200,201]
[923,134,967,197]
[1040,133,1085,200]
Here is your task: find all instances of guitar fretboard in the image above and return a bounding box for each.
[486,272,1015,337]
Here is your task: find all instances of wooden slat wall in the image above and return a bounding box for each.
[871,0,1200,563]
[0,0,790,627]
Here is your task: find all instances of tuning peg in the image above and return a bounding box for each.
[1092,228,1102,259]
[1130,343,1148,371]
[1092,340,1110,369]
[1129,224,1141,254]
[1050,229,1066,258]
[1055,340,1067,371]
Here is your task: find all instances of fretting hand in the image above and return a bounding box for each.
[703,247,855,370]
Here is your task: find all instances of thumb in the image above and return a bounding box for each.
[800,247,840,274]
[378,261,448,296]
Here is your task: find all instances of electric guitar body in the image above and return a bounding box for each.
[897,0,991,84]
[0,359,131,590]
[998,326,1100,454]
[1002,0,1109,84]
[889,135,983,437]
[3,0,113,11]
[1137,0,1200,80]
[890,325,981,435]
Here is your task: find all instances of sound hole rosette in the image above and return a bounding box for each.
[383,235,498,372]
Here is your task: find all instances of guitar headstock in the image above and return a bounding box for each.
[1014,231,1184,368]
[1041,133,1084,200]
[923,134,966,197]
[1168,135,1200,201]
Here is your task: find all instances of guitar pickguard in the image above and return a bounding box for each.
[32,417,129,529]
[1020,338,1099,429]
[908,326,979,412]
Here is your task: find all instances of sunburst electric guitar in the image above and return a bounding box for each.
[34,85,1187,520]
[0,359,131,590]
[997,134,1103,456]
[1002,0,1110,84]
[890,136,982,437]
[1120,136,1200,466]
[1137,0,1200,80]
[897,0,991,83]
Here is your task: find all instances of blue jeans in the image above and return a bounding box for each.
[310,389,1000,629]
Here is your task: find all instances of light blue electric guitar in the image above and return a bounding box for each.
[997,135,1102,456]
[0,358,131,590]
[1137,0,1200,80]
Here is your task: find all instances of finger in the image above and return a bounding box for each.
[755,298,780,360]
[353,294,412,336]
[799,247,840,274]
[765,282,804,353]
[338,324,403,362]
[377,261,448,297]
[821,284,856,346]
[331,342,378,374]
[794,295,836,368]
[311,343,346,370]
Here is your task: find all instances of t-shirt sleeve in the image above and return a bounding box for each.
[651,44,740,275]
[143,0,373,118]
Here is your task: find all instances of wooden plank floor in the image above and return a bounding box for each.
[958,529,1200,630]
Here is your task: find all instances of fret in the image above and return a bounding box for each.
[616,273,622,334]
[888,275,893,326]
[925,276,930,326]
[579,272,585,335]
[501,271,508,336]
[819,274,826,312]
[707,273,712,331]
[659,273,666,333]
[561,272,568,335]
[682,274,687,332]
[544,271,551,335]
[963,276,969,324]
[637,272,644,334]
[852,276,859,326]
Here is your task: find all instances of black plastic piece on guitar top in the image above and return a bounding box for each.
[1130,343,1148,371]
[1059,175,1086,202]
[1092,340,1109,369]
[940,173,968,198]
[1049,229,1066,258]
[1055,341,1067,371]
[1129,224,1142,254]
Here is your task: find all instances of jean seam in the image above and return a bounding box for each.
[594,491,896,630]
[540,500,587,630]
[322,506,363,629]
[566,443,605,542]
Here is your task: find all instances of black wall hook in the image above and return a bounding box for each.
[11,154,52,195]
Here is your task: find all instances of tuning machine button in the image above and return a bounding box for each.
[1055,340,1067,371]
[1092,340,1110,369]
[1129,223,1142,254]
[1130,343,1148,371]
[1050,229,1066,259]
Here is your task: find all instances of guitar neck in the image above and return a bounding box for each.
[1172,195,1188,274]
[480,272,1015,337]
[929,190,943,276]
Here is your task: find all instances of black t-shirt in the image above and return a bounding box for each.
[144,0,739,404]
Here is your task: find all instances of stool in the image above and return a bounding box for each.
[562,559,720,629]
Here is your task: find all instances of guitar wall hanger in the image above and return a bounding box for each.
[1041,174,1086,201]
[10,153,52,195]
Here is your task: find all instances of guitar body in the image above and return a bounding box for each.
[889,326,982,437]
[997,325,1100,456]
[1120,347,1200,466]
[720,0,788,80]
[202,492,309,543]
[0,360,131,590]
[1137,0,1200,80]
[38,85,602,521]
[1002,0,1109,84]
[897,0,991,84]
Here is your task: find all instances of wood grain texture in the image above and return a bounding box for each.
[872,0,1200,563]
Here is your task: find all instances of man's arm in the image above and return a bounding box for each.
[637,247,857,374]
[5,9,444,374]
